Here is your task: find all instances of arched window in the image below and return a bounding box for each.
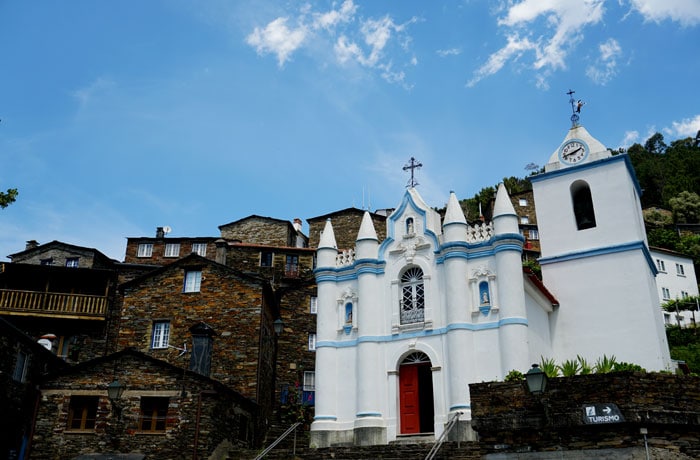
[571,180,596,230]
[400,267,425,324]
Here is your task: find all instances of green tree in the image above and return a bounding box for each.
[669,191,700,223]
[0,188,18,209]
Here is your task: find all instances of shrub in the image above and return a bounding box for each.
[539,357,559,378]
[594,354,618,373]
[558,359,581,377]
[505,369,524,381]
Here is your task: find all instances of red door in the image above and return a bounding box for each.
[399,365,420,434]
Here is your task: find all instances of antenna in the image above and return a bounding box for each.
[168,343,188,357]
[162,226,172,235]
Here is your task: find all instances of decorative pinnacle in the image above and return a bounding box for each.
[403,157,422,188]
[566,89,585,128]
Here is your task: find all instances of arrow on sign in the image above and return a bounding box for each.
[603,407,611,414]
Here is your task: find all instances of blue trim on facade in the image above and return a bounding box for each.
[538,240,658,275]
[317,317,529,348]
[356,412,382,417]
[530,154,643,198]
[449,404,471,411]
[314,415,338,421]
[377,190,441,259]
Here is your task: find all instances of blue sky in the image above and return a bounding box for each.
[1,0,699,261]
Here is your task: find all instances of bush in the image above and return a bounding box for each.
[505,369,524,381]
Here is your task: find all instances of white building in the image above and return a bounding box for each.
[310,123,672,447]
[651,247,699,327]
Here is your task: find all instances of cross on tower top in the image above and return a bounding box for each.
[567,89,584,128]
[403,157,422,188]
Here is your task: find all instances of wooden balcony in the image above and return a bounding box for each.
[0,289,108,320]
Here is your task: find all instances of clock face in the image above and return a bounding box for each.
[559,139,588,165]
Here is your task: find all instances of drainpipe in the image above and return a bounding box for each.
[193,392,203,460]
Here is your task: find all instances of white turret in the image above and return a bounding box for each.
[317,219,338,267]
[443,191,467,242]
[356,211,379,259]
[492,183,519,235]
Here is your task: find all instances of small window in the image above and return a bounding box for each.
[67,396,99,431]
[261,251,273,267]
[571,180,596,230]
[657,259,666,272]
[309,296,318,314]
[164,243,180,258]
[303,371,315,392]
[192,243,207,256]
[152,321,170,349]
[285,255,299,277]
[138,243,153,257]
[184,270,202,293]
[528,229,539,240]
[519,198,528,206]
[65,257,79,268]
[308,333,316,351]
[13,350,29,383]
[40,258,53,266]
[676,263,685,276]
[520,216,530,224]
[662,287,670,300]
[681,291,689,299]
[664,313,671,324]
[139,397,169,432]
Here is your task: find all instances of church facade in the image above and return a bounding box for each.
[310,124,672,447]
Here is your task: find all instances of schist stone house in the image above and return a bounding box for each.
[309,123,672,447]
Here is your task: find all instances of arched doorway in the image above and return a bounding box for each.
[398,352,434,434]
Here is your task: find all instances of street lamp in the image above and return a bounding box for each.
[107,379,126,419]
[273,318,284,336]
[525,364,548,395]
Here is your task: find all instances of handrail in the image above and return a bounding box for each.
[254,422,301,460]
[424,411,462,460]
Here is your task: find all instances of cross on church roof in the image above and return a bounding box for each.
[567,89,584,128]
[403,157,422,188]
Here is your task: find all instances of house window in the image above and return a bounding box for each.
[164,243,180,258]
[40,258,53,266]
[664,313,671,324]
[520,216,530,224]
[139,397,169,432]
[682,291,689,299]
[571,180,596,230]
[285,255,299,277]
[519,198,528,206]
[260,251,273,267]
[657,259,666,272]
[65,257,79,268]
[13,350,29,382]
[67,396,99,431]
[662,287,670,300]
[528,229,539,240]
[192,243,207,256]
[308,333,316,351]
[676,263,685,276]
[151,321,170,349]
[183,270,202,293]
[137,243,153,257]
[400,267,425,324]
[303,371,315,392]
[309,296,318,314]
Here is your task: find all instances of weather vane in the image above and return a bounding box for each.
[566,89,585,128]
[403,157,422,188]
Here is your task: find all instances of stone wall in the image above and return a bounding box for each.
[219,217,295,247]
[470,372,700,458]
[123,237,218,264]
[308,211,387,250]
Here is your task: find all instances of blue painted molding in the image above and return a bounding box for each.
[356,412,382,418]
[449,404,471,411]
[538,240,658,275]
[314,415,338,421]
[317,317,529,349]
[530,154,643,198]
[378,190,441,259]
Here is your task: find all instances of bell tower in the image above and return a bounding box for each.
[530,92,671,371]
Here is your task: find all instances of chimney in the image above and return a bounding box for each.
[156,227,165,238]
[26,240,39,250]
[293,218,302,232]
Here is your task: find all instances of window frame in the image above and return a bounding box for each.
[151,321,171,349]
[309,296,318,314]
[139,396,169,433]
[183,270,202,293]
[662,287,671,300]
[657,259,666,272]
[65,257,80,268]
[676,263,685,276]
[518,198,528,206]
[520,216,530,225]
[303,371,315,392]
[164,243,180,258]
[137,243,153,257]
[67,396,99,431]
[400,266,425,325]
[308,333,316,351]
[192,243,207,257]
[260,251,273,267]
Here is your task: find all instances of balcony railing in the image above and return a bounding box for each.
[0,289,107,319]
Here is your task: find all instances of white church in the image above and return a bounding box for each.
[309,121,673,447]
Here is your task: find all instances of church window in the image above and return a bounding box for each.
[164,243,180,258]
[139,397,169,432]
[571,180,596,230]
[67,396,98,431]
[400,267,425,324]
[676,263,685,276]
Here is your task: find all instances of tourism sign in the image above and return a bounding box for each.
[582,404,624,424]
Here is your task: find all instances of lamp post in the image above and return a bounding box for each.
[525,364,548,395]
[273,318,284,336]
[107,379,125,419]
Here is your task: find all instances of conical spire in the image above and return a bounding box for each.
[443,191,467,243]
[356,211,379,259]
[318,218,337,249]
[357,211,378,242]
[492,183,519,235]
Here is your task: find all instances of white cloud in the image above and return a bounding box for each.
[313,0,357,30]
[436,48,462,57]
[621,130,640,147]
[72,77,115,108]
[666,114,700,137]
[471,0,605,86]
[246,17,308,67]
[628,0,700,26]
[586,38,623,85]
